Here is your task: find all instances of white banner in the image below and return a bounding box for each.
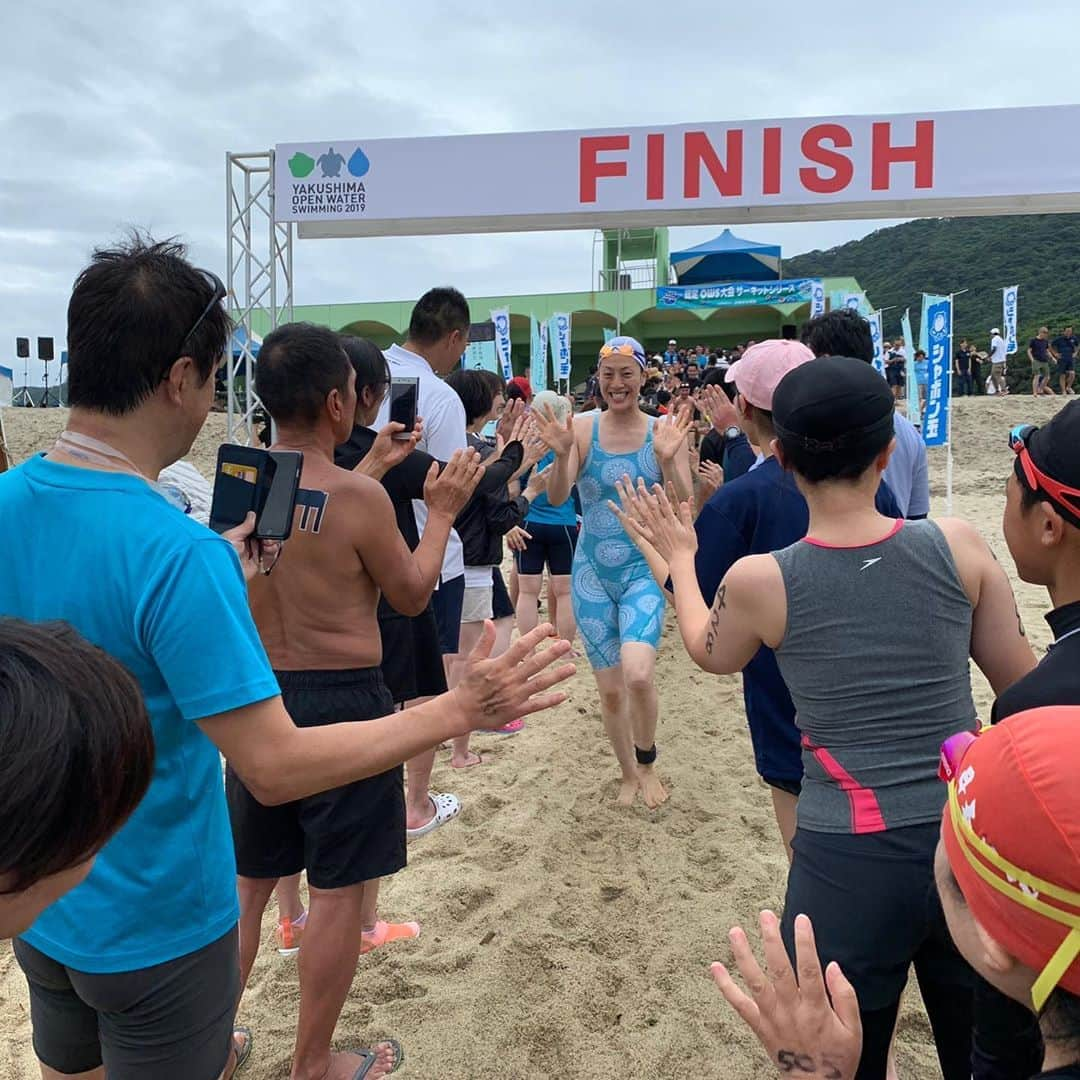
[1003,285,1019,356]
[549,313,572,383]
[276,106,1080,236]
[491,308,513,380]
[0,365,11,408]
[810,280,825,318]
[868,311,885,378]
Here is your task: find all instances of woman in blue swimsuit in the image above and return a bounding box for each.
[537,337,692,808]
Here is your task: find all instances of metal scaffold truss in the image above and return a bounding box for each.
[225,150,292,445]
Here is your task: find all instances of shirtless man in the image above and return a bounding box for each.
[226,323,553,1080]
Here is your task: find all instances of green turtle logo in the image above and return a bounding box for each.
[288,152,316,178]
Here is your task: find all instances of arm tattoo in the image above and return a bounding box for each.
[704,584,726,655]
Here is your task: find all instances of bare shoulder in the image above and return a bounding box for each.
[934,516,992,559]
[726,552,785,594]
[319,464,392,514]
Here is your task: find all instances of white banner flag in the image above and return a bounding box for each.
[549,313,572,383]
[810,279,825,318]
[0,365,12,408]
[491,308,513,380]
[868,311,885,378]
[1003,285,1019,355]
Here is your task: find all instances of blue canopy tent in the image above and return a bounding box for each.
[231,325,262,358]
[670,228,782,285]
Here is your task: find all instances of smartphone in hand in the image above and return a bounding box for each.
[209,445,303,540]
[388,377,419,440]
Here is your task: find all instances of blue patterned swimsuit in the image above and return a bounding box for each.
[571,413,666,670]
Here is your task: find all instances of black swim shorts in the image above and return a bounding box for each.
[431,574,465,655]
[226,667,405,889]
[492,566,515,620]
[516,522,580,577]
[378,598,448,705]
[14,927,238,1080]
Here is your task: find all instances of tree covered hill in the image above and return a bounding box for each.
[786,215,1080,360]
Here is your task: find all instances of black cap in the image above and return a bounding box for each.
[1027,400,1080,489]
[773,355,894,454]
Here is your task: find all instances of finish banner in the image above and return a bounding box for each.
[923,295,953,447]
[656,278,821,309]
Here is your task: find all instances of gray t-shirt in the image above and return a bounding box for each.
[772,519,976,834]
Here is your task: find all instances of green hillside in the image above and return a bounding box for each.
[786,214,1080,388]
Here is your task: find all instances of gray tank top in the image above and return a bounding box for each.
[772,519,977,835]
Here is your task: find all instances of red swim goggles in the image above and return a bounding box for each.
[1009,424,1080,523]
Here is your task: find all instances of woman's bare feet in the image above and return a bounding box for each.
[637,764,669,809]
[450,749,483,769]
[616,775,639,806]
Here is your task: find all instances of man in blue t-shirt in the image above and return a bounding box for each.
[688,341,900,857]
[0,237,572,1080]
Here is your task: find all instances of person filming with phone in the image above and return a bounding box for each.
[0,238,575,1080]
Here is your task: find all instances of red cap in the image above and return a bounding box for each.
[508,376,533,401]
[942,706,1080,1009]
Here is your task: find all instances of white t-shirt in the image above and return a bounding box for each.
[376,343,466,582]
[990,335,1007,365]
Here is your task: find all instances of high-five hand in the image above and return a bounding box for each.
[423,448,484,518]
[710,911,862,1080]
[534,405,576,458]
[652,407,694,464]
[456,622,576,731]
[700,384,740,434]
[608,477,698,564]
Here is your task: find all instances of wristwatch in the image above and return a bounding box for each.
[723,425,741,439]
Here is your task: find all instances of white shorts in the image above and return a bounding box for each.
[460,585,494,624]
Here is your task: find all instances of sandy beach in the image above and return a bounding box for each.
[0,394,1064,1080]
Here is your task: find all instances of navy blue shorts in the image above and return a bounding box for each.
[432,574,465,655]
[491,567,514,620]
[516,521,579,576]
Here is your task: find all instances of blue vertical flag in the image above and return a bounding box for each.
[603,327,616,344]
[549,313,572,384]
[922,296,952,447]
[868,311,885,378]
[1003,285,1019,355]
[529,316,548,392]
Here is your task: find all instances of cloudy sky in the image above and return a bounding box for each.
[2,0,1077,381]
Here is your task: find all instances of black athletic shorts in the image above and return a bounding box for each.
[763,775,802,798]
[432,574,465,654]
[516,521,580,576]
[378,599,447,704]
[886,367,905,388]
[226,667,405,889]
[492,567,514,620]
[13,927,239,1080]
[782,823,974,1080]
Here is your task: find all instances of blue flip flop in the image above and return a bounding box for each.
[348,1038,404,1077]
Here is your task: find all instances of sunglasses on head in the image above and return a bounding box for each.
[177,268,227,360]
[1009,423,1080,521]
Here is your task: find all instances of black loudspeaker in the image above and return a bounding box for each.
[781,324,798,340]
[16,337,29,358]
[38,337,54,361]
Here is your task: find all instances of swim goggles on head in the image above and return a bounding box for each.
[941,727,1080,1012]
[1009,423,1080,523]
[599,340,647,370]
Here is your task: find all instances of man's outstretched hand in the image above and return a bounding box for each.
[455,622,575,732]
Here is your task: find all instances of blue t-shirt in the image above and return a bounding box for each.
[0,456,280,973]
[914,360,929,384]
[690,457,901,782]
[884,412,930,518]
[524,451,579,526]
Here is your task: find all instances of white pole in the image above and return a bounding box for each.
[0,408,10,472]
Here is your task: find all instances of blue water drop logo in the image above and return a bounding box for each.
[348,148,370,178]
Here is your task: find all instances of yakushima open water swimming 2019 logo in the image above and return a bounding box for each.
[286,146,370,217]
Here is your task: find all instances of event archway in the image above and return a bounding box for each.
[226,104,1080,444]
